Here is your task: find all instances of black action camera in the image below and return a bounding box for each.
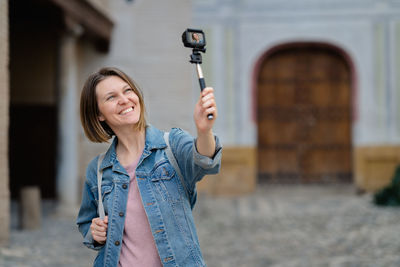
[182,28,213,120]
[182,28,206,50]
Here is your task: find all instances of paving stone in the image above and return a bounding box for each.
[193,184,400,267]
[1,184,399,266]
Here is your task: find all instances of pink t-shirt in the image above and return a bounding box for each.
[118,156,162,267]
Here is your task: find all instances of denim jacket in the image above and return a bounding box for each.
[76,125,222,267]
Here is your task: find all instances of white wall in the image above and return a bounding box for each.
[80,0,193,133]
[77,0,194,190]
[193,0,400,146]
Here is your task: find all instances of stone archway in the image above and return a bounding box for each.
[256,42,354,183]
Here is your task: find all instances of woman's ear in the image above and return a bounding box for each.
[98,114,105,122]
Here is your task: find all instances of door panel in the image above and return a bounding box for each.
[257,44,352,183]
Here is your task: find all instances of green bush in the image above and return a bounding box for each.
[373,165,400,206]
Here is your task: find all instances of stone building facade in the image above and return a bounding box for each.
[192,0,400,193]
[1,0,192,245]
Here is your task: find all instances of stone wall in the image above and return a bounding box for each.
[77,0,193,201]
[198,147,256,196]
[0,0,10,245]
[193,0,400,147]
[192,0,400,192]
[355,146,400,192]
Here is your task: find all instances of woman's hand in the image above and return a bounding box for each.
[90,216,108,244]
[194,87,217,134]
[194,87,217,157]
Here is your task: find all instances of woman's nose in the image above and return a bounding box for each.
[118,94,129,105]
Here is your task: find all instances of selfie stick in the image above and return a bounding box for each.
[190,50,213,120]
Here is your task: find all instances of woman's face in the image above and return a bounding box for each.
[96,75,141,131]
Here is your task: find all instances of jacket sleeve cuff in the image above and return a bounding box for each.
[193,135,222,169]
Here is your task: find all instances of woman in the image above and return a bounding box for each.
[76,67,222,267]
[192,32,201,44]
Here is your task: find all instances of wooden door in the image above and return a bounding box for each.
[257,44,352,183]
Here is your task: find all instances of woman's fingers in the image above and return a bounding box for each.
[201,86,213,94]
[92,217,107,228]
[200,88,216,112]
[202,99,215,109]
[91,216,108,243]
[91,223,106,232]
[92,222,107,233]
[93,234,106,243]
[94,216,108,225]
[201,91,214,101]
[201,88,214,100]
[194,87,217,132]
[205,106,217,115]
[202,98,217,117]
[93,228,107,236]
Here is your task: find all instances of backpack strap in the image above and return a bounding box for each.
[97,152,106,220]
[163,132,191,203]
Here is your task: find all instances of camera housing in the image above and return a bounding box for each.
[181,28,213,120]
[182,28,206,50]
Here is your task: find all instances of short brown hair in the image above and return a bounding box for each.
[80,67,147,143]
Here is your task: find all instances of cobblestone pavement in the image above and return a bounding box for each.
[195,184,400,267]
[1,184,400,267]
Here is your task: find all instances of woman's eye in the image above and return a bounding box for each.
[125,88,133,93]
[106,95,114,101]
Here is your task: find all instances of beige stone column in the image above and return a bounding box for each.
[19,186,41,230]
[0,0,10,245]
[57,32,80,215]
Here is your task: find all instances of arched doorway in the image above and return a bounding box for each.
[256,42,354,183]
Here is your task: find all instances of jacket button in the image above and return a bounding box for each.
[122,184,128,189]
[115,240,120,246]
[119,212,124,217]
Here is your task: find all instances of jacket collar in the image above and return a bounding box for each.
[99,125,167,171]
[144,124,167,151]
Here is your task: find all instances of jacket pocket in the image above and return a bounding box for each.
[91,183,113,215]
[151,163,182,203]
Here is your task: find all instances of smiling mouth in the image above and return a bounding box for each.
[120,107,133,115]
